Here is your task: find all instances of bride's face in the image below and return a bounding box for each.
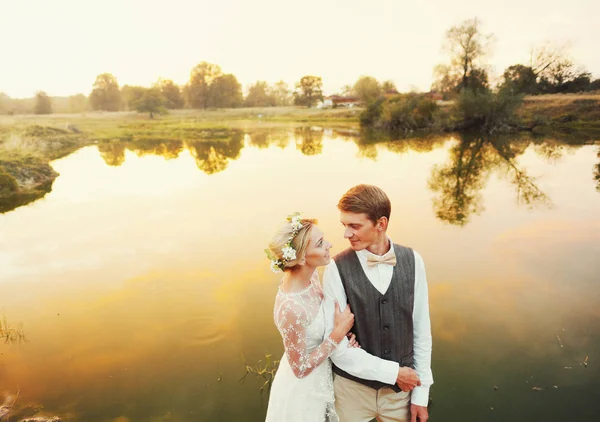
[303,226,332,268]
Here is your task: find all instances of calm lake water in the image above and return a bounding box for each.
[1,127,599,421]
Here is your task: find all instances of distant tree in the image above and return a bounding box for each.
[210,74,243,108]
[68,94,87,113]
[34,91,52,114]
[431,64,461,95]
[541,58,590,93]
[500,64,538,94]
[132,88,166,118]
[340,84,354,96]
[382,80,398,94]
[121,85,147,110]
[466,68,489,93]
[90,73,121,111]
[436,18,493,94]
[155,78,184,109]
[529,44,566,77]
[185,62,223,109]
[293,76,323,107]
[561,73,593,93]
[270,80,291,106]
[245,81,276,107]
[353,76,382,104]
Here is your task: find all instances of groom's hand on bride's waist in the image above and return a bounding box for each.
[396,367,421,392]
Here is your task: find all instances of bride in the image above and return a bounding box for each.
[264,214,403,422]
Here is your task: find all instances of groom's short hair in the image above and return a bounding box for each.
[338,184,391,225]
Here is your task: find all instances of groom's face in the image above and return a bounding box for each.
[340,211,378,251]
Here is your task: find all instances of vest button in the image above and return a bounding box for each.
[381,299,387,304]
[384,349,390,354]
[384,325,389,330]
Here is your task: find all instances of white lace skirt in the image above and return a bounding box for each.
[265,355,338,422]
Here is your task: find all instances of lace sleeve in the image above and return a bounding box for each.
[275,298,338,379]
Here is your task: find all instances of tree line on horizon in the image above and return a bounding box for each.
[360,18,600,133]
[1,17,599,117]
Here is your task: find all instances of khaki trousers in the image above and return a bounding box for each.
[334,375,411,422]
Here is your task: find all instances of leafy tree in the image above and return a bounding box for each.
[500,65,538,94]
[431,64,461,95]
[540,58,590,93]
[133,88,166,118]
[245,81,276,107]
[121,85,147,111]
[34,91,52,114]
[293,76,323,107]
[433,18,493,94]
[353,76,382,104]
[90,73,121,111]
[382,80,398,94]
[155,78,184,109]
[185,62,222,109]
[270,80,291,106]
[210,74,243,108]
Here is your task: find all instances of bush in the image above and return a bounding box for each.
[453,90,523,132]
[360,95,439,131]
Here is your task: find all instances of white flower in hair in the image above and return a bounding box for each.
[270,260,282,273]
[282,245,297,261]
[291,215,303,231]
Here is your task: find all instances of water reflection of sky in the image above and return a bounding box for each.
[1,130,599,421]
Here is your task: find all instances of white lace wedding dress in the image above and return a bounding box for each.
[265,272,339,422]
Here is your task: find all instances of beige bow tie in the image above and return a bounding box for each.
[366,253,396,267]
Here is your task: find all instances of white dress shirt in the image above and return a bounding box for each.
[323,239,433,406]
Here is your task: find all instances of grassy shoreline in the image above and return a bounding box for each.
[1,96,599,213]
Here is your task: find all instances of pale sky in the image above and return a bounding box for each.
[1,0,598,98]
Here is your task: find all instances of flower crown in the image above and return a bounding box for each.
[265,212,304,273]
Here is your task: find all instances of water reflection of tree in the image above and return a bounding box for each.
[187,131,244,175]
[294,128,324,156]
[353,130,447,160]
[97,140,183,167]
[429,134,551,226]
[97,142,126,167]
[532,139,567,163]
[248,128,290,149]
[130,139,183,159]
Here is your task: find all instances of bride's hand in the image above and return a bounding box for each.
[347,332,361,348]
[331,302,354,343]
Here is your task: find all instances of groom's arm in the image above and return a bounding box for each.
[323,261,399,385]
[410,251,434,407]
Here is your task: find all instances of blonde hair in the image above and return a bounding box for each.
[268,217,317,271]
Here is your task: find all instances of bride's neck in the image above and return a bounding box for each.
[281,264,316,292]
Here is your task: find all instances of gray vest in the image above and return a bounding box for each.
[332,244,415,392]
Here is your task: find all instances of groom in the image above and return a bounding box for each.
[324,184,433,422]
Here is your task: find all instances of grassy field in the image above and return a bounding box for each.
[0,106,361,138]
[519,93,600,133]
